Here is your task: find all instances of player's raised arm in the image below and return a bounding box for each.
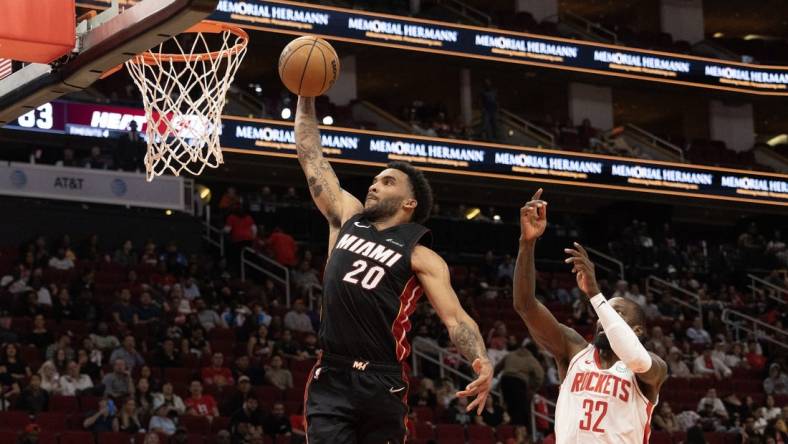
[295,96,361,229]
[565,243,668,395]
[412,245,492,415]
[514,189,587,370]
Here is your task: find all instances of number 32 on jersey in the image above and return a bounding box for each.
[342,260,385,290]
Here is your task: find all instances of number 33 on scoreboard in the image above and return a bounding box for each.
[579,399,608,432]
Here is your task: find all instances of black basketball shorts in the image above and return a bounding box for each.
[304,353,410,444]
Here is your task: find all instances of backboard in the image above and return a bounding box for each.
[0,0,220,125]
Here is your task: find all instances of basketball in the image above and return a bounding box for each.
[278,36,340,97]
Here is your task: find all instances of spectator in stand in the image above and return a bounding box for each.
[83,398,116,432]
[496,344,544,426]
[0,311,18,345]
[697,389,729,430]
[667,347,694,378]
[497,255,514,280]
[653,402,679,432]
[195,298,227,331]
[141,242,158,267]
[694,347,732,380]
[218,187,241,211]
[301,333,319,358]
[247,325,274,360]
[47,247,74,270]
[134,291,162,326]
[230,396,265,442]
[445,396,472,425]
[612,280,632,300]
[487,340,509,368]
[111,288,136,328]
[224,204,257,261]
[103,358,134,399]
[202,352,234,387]
[57,148,79,167]
[16,374,49,414]
[479,78,498,141]
[83,146,109,169]
[409,378,437,408]
[45,333,74,361]
[264,227,298,267]
[473,396,506,428]
[113,398,143,433]
[686,317,712,345]
[283,299,314,333]
[58,360,93,396]
[232,355,263,386]
[627,284,646,307]
[292,259,321,296]
[250,303,272,328]
[154,338,181,368]
[183,326,211,358]
[764,363,788,395]
[280,187,299,204]
[90,322,120,352]
[113,240,138,268]
[761,395,781,421]
[136,378,154,417]
[264,354,293,390]
[159,242,187,275]
[149,401,178,436]
[153,381,186,415]
[263,402,292,440]
[109,335,145,371]
[273,329,302,359]
[52,288,78,321]
[185,380,219,418]
[1,343,31,383]
[724,342,748,369]
[77,348,101,383]
[38,360,61,392]
[746,340,767,371]
[223,375,254,415]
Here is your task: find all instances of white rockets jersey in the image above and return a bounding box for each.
[555,345,656,444]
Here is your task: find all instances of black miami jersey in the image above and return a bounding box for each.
[319,213,430,363]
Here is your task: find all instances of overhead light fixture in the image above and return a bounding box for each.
[254,85,262,93]
[713,32,724,38]
[743,34,763,41]
[465,207,481,220]
[322,115,334,125]
[165,209,173,216]
[767,134,787,146]
[281,108,292,119]
[493,214,501,221]
[196,184,212,203]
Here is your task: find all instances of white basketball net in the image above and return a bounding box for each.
[125,24,247,181]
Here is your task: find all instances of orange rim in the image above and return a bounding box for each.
[127,21,248,65]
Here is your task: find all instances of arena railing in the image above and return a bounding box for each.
[240,246,292,307]
[645,276,703,323]
[410,337,502,400]
[202,205,225,257]
[499,109,556,148]
[434,0,492,27]
[721,309,788,351]
[558,11,618,43]
[530,394,557,443]
[585,247,625,281]
[305,283,323,311]
[747,273,788,306]
[624,124,685,161]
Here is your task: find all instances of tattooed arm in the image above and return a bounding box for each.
[295,97,362,235]
[412,245,492,414]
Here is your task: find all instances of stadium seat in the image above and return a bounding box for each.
[289,358,317,373]
[0,431,18,443]
[34,412,68,431]
[496,425,514,441]
[412,406,434,423]
[210,416,231,433]
[467,424,495,443]
[209,328,235,342]
[49,395,79,412]
[413,422,434,440]
[59,431,95,444]
[435,424,465,443]
[79,396,100,411]
[0,412,31,429]
[38,431,57,444]
[180,415,210,434]
[255,386,283,403]
[649,431,672,444]
[185,434,205,444]
[164,367,197,382]
[97,432,132,444]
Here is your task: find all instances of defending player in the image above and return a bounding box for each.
[514,189,667,443]
[294,96,493,443]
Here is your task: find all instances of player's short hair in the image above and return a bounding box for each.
[387,161,433,224]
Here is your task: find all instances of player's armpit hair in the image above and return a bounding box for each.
[448,320,486,362]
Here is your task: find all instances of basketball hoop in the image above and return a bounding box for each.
[124,21,248,181]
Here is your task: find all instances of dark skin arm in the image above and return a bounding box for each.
[565,242,668,401]
[295,97,362,251]
[412,245,493,414]
[514,189,587,378]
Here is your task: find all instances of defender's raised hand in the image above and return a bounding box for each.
[520,188,548,243]
[564,242,601,297]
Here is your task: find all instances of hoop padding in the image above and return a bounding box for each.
[125,21,248,181]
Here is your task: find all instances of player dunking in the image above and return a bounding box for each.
[514,189,667,443]
[294,96,493,443]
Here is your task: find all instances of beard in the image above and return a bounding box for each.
[361,196,401,222]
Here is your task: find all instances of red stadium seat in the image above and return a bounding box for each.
[97,432,132,444]
[180,415,210,434]
[210,416,231,433]
[49,395,79,412]
[209,328,235,342]
[59,431,95,444]
[35,412,68,431]
[0,411,31,428]
[0,431,18,443]
[435,424,465,443]
[255,386,283,403]
[496,425,514,441]
[289,358,317,373]
[164,367,197,382]
[467,424,495,443]
[413,406,434,423]
[649,431,672,444]
[79,396,100,411]
[413,422,434,440]
[38,431,57,444]
[283,388,304,402]
[185,434,205,444]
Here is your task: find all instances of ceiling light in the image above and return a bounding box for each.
[465,207,481,220]
[322,115,334,125]
[281,108,292,119]
[766,134,787,146]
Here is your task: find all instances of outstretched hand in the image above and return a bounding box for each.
[520,188,548,243]
[456,357,493,415]
[564,242,601,297]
